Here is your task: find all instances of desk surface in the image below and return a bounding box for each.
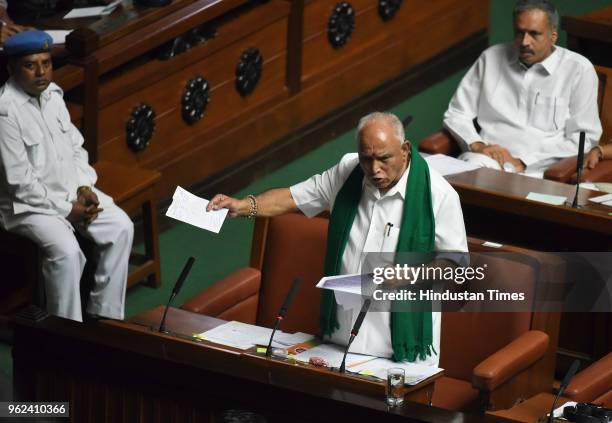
[446,168,612,250]
[486,393,569,423]
[128,306,443,398]
[11,309,502,422]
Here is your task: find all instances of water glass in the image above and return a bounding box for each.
[386,367,405,406]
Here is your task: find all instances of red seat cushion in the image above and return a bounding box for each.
[432,376,480,411]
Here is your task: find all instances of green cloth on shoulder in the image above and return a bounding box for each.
[320,146,435,361]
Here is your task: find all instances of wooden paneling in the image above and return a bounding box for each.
[301,0,486,87]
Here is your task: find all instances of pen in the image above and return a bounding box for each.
[385,222,393,237]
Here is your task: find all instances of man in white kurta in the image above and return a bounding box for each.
[0,31,133,321]
[443,0,601,177]
[208,112,468,366]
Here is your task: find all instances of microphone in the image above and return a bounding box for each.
[571,131,586,208]
[265,278,301,358]
[159,257,195,333]
[548,359,580,423]
[338,299,372,373]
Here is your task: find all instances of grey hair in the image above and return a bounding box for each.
[356,112,405,144]
[514,0,559,31]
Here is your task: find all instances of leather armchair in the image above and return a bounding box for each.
[420,65,612,184]
[182,212,563,413]
[564,352,612,407]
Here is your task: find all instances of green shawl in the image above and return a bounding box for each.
[319,146,435,362]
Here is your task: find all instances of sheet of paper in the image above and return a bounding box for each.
[196,321,273,350]
[348,358,443,385]
[595,182,612,194]
[252,331,315,348]
[45,30,71,45]
[165,186,228,233]
[589,192,612,207]
[294,343,377,369]
[579,182,601,192]
[526,192,567,206]
[316,273,365,295]
[424,154,479,176]
[64,0,120,18]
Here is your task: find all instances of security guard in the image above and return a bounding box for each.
[0,31,133,321]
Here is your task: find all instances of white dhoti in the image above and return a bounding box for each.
[8,188,133,322]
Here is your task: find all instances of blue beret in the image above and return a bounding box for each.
[4,30,53,57]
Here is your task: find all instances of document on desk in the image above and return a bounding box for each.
[294,343,377,369]
[64,0,120,18]
[166,186,228,233]
[196,321,315,350]
[589,192,612,207]
[423,154,479,176]
[45,30,71,45]
[348,358,443,385]
[196,321,273,350]
[526,192,567,206]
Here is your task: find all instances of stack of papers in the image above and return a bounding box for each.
[196,321,314,350]
[348,358,443,385]
[316,273,364,295]
[424,154,479,176]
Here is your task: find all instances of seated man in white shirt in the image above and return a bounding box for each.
[0,31,133,322]
[443,0,602,177]
[208,112,468,365]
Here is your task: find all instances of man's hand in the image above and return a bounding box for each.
[67,202,102,226]
[585,147,602,169]
[0,23,28,44]
[207,194,250,217]
[78,188,99,208]
[471,142,525,172]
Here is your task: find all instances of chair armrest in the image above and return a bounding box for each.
[418,130,461,156]
[564,352,612,403]
[544,157,577,183]
[181,267,261,322]
[472,330,549,392]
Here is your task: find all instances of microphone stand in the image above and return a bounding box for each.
[338,299,371,373]
[548,359,580,423]
[571,132,586,209]
[265,278,301,358]
[159,257,196,333]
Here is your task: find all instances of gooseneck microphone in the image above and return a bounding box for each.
[159,257,196,333]
[339,299,372,373]
[548,359,580,423]
[265,278,301,358]
[571,131,586,208]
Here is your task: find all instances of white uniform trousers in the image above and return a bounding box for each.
[8,188,133,322]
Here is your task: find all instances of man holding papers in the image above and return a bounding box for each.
[208,112,468,365]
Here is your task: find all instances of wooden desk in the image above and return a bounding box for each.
[130,306,440,405]
[446,168,612,251]
[487,393,569,423]
[10,308,504,422]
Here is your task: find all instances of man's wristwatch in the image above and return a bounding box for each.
[77,186,92,196]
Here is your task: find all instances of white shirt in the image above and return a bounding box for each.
[443,43,602,173]
[290,153,468,364]
[0,79,97,229]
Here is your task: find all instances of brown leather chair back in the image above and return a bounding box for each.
[253,213,328,335]
[439,252,536,382]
